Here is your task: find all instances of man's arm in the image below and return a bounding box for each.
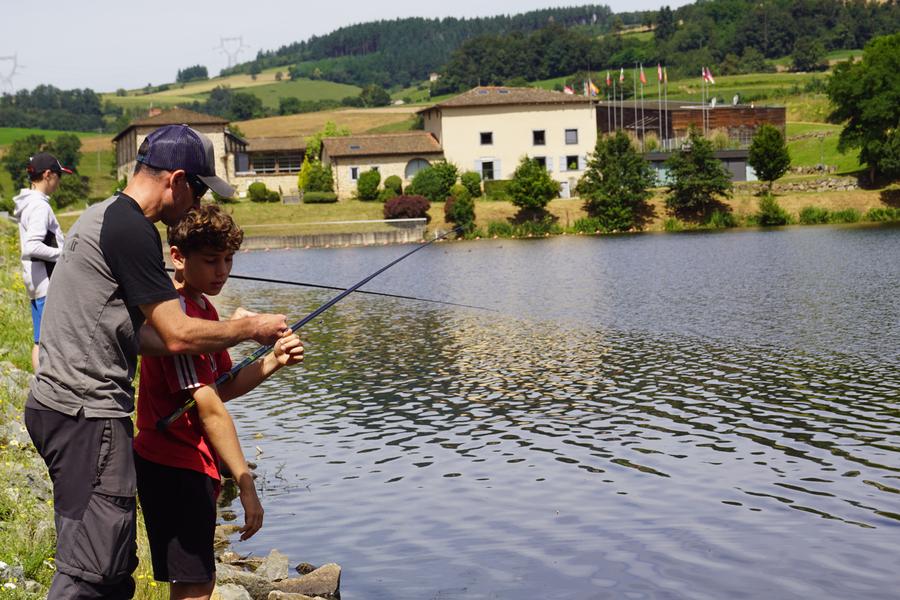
[193,384,263,541]
[139,298,286,355]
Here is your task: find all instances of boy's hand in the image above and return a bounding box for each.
[274,331,304,367]
[249,313,288,345]
[238,479,264,541]
[230,307,258,320]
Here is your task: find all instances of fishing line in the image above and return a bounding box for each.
[157,226,463,431]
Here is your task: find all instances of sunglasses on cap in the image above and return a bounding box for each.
[186,174,209,200]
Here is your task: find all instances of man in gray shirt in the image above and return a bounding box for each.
[25,125,290,599]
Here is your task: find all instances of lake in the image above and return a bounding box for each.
[214,224,900,599]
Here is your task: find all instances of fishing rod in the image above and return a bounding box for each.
[157,226,462,431]
[165,270,494,312]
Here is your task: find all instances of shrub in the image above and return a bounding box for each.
[303,191,338,203]
[749,124,791,190]
[449,183,470,203]
[865,207,900,222]
[384,195,431,222]
[663,217,685,232]
[508,157,560,215]
[383,175,403,195]
[486,221,515,237]
[829,208,861,223]
[306,160,334,192]
[357,169,381,201]
[799,206,830,224]
[483,180,512,201]
[212,190,237,203]
[706,209,738,228]
[572,217,605,233]
[665,128,732,219]
[378,187,398,203]
[484,218,561,237]
[248,182,269,202]
[407,161,458,201]
[444,194,476,233]
[52,175,90,209]
[460,171,482,198]
[756,194,791,226]
[267,189,281,203]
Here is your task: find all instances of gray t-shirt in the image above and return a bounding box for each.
[30,193,178,418]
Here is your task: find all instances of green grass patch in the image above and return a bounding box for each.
[0,128,105,148]
[209,78,361,110]
[365,118,419,134]
[786,127,862,173]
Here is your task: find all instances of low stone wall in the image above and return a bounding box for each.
[241,227,426,250]
[739,176,859,194]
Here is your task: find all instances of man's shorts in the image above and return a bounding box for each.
[134,453,219,583]
[24,395,138,598]
[30,296,46,343]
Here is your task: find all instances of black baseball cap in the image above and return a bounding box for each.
[136,124,235,198]
[27,153,73,177]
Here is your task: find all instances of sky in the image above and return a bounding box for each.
[2,0,691,93]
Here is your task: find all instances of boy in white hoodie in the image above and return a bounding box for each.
[12,152,71,371]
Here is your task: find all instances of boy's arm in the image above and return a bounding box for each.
[193,384,263,541]
[217,331,304,402]
[21,204,61,262]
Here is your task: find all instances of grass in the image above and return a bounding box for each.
[227,79,360,110]
[235,106,419,138]
[0,128,105,147]
[784,122,862,174]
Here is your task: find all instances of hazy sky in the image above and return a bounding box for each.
[3,0,690,93]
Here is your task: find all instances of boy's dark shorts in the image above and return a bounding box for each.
[134,453,219,583]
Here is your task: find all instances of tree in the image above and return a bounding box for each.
[827,33,900,181]
[357,169,381,200]
[508,157,560,219]
[279,97,303,115]
[3,134,80,190]
[359,84,391,107]
[176,65,208,83]
[229,92,264,120]
[297,156,313,192]
[791,37,827,72]
[576,131,655,232]
[306,161,334,192]
[748,124,791,190]
[655,6,676,41]
[304,121,351,159]
[665,129,732,219]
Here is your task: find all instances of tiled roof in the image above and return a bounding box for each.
[322,132,443,158]
[422,86,592,111]
[246,137,306,152]
[113,108,228,141]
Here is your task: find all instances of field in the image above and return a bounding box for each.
[235,106,419,138]
[0,127,105,146]
[230,79,360,109]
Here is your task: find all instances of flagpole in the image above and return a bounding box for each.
[664,67,669,151]
[657,64,662,150]
[633,63,638,139]
[640,64,645,152]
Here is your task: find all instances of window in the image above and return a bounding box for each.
[350,167,359,181]
[372,166,379,172]
[248,152,303,174]
[534,157,546,169]
[533,130,546,146]
[566,155,580,171]
[405,158,430,179]
[481,161,495,181]
[480,132,493,145]
[565,129,578,145]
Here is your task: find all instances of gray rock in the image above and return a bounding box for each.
[24,580,44,595]
[220,510,238,522]
[267,592,324,600]
[256,549,290,581]
[216,563,274,600]
[294,563,316,575]
[272,563,340,599]
[214,524,243,550]
[212,583,253,600]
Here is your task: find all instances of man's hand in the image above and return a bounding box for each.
[238,475,264,541]
[274,331,304,367]
[247,313,288,345]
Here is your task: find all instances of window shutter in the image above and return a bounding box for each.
[494,159,501,179]
[546,158,552,173]
[559,156,567,171]
[474,160,482,173]
[578,155,586,171]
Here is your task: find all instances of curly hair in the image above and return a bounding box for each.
[167,204,244,255]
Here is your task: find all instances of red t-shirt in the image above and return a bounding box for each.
[134,290,232,481]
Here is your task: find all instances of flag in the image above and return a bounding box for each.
[606,70,612,86]
[640,64,647,85]
[619,67,625,83]
[583,81,589,96]
[663,67,668,84]
[589,80,599,96]
[702,67,707,82]
[563,85,574,95]
[657,63,663,82]
[706,67,715,84]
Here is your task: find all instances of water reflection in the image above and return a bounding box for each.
[211,226,899,599]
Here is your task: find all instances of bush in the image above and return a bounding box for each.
[303,191,338,203]
[571,217,605,234]
[407,161,458,202]
[665,128,732,219]
[483,180,512,201]
[248,182,269,202]
[357,169,381,201]
[449,183,470,203]
[756,194,791,226]
[384,195,431,221]
[460,171,482,198]
[378,187,398,203]
[267,189,281,203]
[706,209,738,228]
[444,194,476,233]
[383,175,403,195]
[829,208,861,223]
[306,160,334,193]
[484,218,561,237]
[663,217,685,232]
[52,175,90,209]
[508,157,560,214]
[212,190,237,204]
[486,221,515,237]
[799,206,830,224]
[865,207,900,222]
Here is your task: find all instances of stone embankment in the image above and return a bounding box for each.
[741,176,859,194]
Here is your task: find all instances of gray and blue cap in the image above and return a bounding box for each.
[137,124,235,198]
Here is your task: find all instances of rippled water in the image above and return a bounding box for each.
[214,225,899,599]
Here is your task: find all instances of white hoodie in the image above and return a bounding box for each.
[11,188,65,299]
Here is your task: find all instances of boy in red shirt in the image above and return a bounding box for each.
[134,204,304,600]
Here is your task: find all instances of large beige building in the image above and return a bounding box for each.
[418,87,597,198]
